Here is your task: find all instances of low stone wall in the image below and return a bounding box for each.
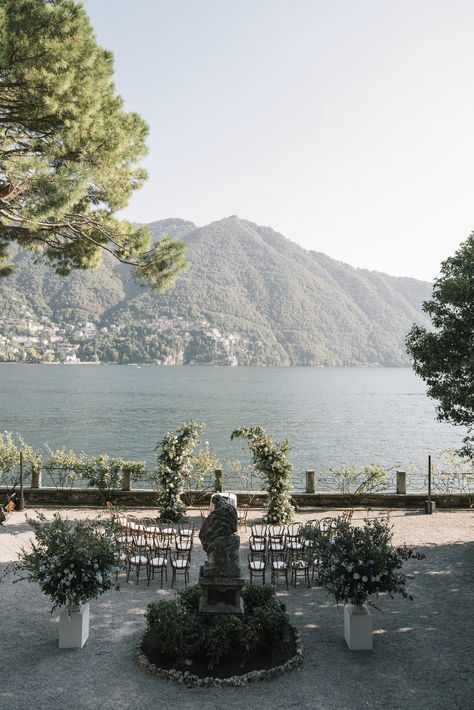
[1,487,470,509]
[134,628,304,687]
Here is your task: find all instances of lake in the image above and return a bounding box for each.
[0,364,465,492]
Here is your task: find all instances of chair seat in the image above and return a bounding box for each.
[116,535,130,545]
[130,555,147,565]
[292,559,309,569]
[250,561,265,570]
[149,556,167,567]
[134,536,148,547]
[272,560,288,570]
[171,559,188,569]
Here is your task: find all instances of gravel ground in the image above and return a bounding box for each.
[0,506,472,710]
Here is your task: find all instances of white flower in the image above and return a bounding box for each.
[362,576,368,583]
[353,573,360,580]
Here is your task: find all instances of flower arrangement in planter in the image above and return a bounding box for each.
[231,426,294,524]
[301,516,425,650]
[154,421,204,521]
[13,512,119,647]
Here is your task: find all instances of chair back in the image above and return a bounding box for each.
[251,522,267,540]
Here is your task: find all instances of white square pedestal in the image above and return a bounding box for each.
[59,603,90,648]
[344,603,373,650]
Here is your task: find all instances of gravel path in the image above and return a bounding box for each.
[0,507,472,710]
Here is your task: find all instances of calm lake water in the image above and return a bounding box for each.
[0,364,464,492]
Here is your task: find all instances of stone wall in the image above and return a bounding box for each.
[0,487,470,509]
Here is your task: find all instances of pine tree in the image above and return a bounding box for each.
[0,0,186,288]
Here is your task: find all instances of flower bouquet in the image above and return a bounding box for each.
[13,512,119,647]
[301,515,424,649]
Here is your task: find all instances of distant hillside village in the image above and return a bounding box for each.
[0,217,433,367]
[0,301,243,365]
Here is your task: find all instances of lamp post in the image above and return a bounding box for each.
[18,450,25,511]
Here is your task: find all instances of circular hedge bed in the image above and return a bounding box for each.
[136,584,303,687]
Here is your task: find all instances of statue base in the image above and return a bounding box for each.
[198,569,245,616]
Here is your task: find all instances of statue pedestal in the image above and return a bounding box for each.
[198,570,245,616]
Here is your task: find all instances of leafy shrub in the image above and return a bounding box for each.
[205,614,244,669]
[13,513,119,611]
[242,603,287,654]
[145,582,292,670]
[328,463,389,494]
[177,583,202,612]
[145,600,203,660]
[43,446,84,489]
[241,584,276,613]
[0,432,38,486]
[42,448,149,491]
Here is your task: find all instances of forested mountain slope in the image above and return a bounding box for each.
[0,216,431,366]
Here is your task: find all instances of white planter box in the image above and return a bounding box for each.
[344,603,373,650]
[59,603,90,648]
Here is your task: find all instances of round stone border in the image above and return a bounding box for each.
[135,627,303,688]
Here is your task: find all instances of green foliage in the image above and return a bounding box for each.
[154,421,204,521]
[177,583,202,613]
[0,0,186,289]
[204,614,244,669]
[145,599,203,661]
[301,516,424,606]
[13,512,118,611]
[430,449,474,504]
[240,584,276,613]
[81,455,123,492]
[327,463,389,495]
[186,441,219,505]
[406,234,474,457]
[145,582,291,670]
[43,446,84,489]
[42,448,149,490]
[242,602,287,655]
[231,426,294,524]
[0,431,38,486]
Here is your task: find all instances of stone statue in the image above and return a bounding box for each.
[199,494,241,578]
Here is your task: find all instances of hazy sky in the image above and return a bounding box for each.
[83,0,474,281]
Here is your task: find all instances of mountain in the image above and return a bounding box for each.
[0,217,432,366]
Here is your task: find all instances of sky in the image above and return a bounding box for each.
[82,0,474,281]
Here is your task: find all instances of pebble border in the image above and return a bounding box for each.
[134,627,303,688]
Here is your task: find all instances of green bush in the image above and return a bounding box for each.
[145,600,203,660]
[145,582,292,670]
[241,584,276,613]
[242,603,287,654]
[205,614,244,669]
[177,583,202,612]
